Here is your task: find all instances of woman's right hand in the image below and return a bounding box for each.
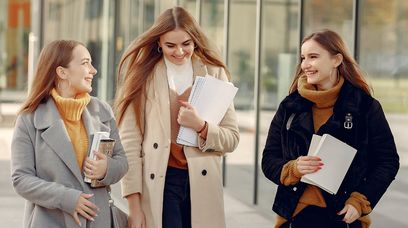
[128,208,146,228]
[127,193,146,228]
[296,155,324,175]
[72,193,99,226]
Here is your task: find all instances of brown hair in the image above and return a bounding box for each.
[115,6,230,130]
[289,29,371,95]
[18,40,84,114]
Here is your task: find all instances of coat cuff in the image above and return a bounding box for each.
[198,122,216,152]
[280,159,303,186]
[60,188,82,214]
[345,192,372,216]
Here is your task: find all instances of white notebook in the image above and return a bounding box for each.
[176,75,238,146]
[300,134,357,194]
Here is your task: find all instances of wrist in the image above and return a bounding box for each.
[196,120,207,133]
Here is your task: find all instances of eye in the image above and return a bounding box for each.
[166,44,175,48]
[183,41,191,46]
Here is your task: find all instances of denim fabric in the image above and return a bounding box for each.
[162,167,191,228]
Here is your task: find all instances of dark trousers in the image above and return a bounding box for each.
[162,167,191,228]
[281,206,362,228]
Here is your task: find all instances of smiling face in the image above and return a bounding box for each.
[57,45,97,97]
[301,39,342,90]
[159,28,195,65]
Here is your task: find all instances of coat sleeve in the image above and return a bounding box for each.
[261,103,290,186]
[98,103,129,186]
[119,104,144,197]
[198,67,240,153]
[356,100,399,209]
[11,115,82,214]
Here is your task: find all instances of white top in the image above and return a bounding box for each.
[164,57,194,95]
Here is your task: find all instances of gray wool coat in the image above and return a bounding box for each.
[11,96,128,228]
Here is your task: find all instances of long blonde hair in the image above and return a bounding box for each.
[290,29,371,95]
[18,40,84,114]
[115,6,229,130]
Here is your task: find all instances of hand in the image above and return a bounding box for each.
[84,152,108,180]
[338,204,360,224]
[127,193,146,228]
[128,208,146,228]
[72,193,99,226]
[177,100,205,132]
[296,156,323,175]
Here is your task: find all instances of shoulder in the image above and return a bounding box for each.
[206,64,229,81]
[87,96,114,121]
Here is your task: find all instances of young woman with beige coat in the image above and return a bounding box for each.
[115,6,239,228]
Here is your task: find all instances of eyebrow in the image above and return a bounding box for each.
[81,57,91,62]
[164,39,193,45]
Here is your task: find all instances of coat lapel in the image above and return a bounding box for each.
[34,99,85,185]
[150,57,209,141]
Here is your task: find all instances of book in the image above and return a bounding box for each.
[300,134,357,194]
[176,75,238,146]
[90,138,115,188]
[84,132,110,183]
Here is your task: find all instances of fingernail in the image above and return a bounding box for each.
[91,218,95,221]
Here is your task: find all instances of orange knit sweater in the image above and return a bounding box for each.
[274,76,371,227]
[51,89,90,170]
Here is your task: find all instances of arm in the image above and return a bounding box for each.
[119,104,143,198]
[98,117,129,186]
[197,67,239,153]
[11,115,81,214]
[261,103,290,185]
[355,100,399,210]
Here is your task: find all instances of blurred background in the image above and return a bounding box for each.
[1,0,407,227]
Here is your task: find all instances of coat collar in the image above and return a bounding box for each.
[283,80,370,116]
[33,97,111,186]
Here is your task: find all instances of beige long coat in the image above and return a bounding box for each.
[120,57,239,228]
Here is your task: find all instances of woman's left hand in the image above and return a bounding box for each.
[177,100,205,132]
[84,152,108,180]
[338,204,360,224]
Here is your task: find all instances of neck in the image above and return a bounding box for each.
[56,88,76,98]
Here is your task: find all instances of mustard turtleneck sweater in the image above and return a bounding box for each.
[51,89,91,169]
[275,76,371,227]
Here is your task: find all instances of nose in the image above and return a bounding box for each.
[175,47,184,55]
[90,64,97,75]
[301,59,310,70]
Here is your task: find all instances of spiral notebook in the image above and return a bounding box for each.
[176,75,238,146]
[300,134,357,194]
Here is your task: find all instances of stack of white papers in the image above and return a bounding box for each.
[176,75,238,146]
[300,134,357,194]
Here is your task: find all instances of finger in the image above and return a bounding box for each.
[73,212,82,226]
[178,100,191,108]
[337,206,347,215]
[81,203,98,218]
[95,152,107,160]
[82,193,94,199]
[78,207,95,221]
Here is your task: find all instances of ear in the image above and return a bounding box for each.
[333,53,343,68]
[56,66,67,80]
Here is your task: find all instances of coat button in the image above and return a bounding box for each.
[201,169,207,176]
[153,143,158,149]
[293,187,297,191]
[150,173,155,179]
